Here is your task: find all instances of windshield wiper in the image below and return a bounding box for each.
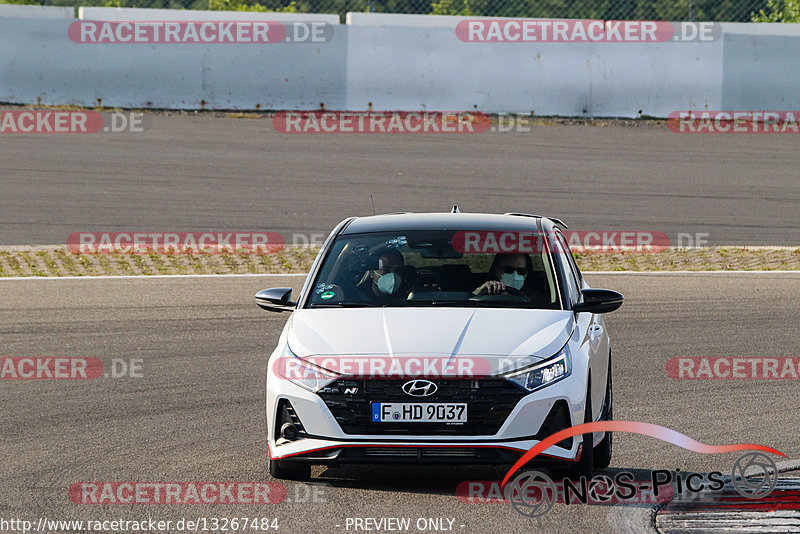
[309,301,381,308]
[311,300,533,309]
[383,300,530,308]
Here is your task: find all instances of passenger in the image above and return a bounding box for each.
[357,247,407,298]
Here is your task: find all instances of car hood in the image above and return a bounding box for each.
[286,307,574,376]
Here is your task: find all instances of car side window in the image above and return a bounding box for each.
[558,232,584,288]
[555,232,581,305]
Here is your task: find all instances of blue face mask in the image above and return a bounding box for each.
[500,272,525,290]
[376,272,402,294]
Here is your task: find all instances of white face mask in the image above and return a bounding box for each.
[376,272,402,294]
[500,271,525,290]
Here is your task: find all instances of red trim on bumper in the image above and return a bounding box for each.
[268,442,577,462]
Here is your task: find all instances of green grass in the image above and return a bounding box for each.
[18,252,45,276]
[131,255,152,275]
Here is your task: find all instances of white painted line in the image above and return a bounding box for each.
[0,273,309,280]
[584,270,800,274]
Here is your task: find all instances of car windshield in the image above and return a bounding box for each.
[306,230,562,309]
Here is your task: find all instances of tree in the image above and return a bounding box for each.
[752,0,800,20]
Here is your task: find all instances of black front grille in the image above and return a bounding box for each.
[316,379,528,435]
[364,448,479,458]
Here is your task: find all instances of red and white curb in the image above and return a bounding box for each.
[655,462,800,534]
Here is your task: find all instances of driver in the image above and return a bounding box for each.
[357,247,408,299]
[472,253,534,296]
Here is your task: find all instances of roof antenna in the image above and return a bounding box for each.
[370,194,376,215]
[451,204,460,213]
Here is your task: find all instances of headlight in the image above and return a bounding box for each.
[504,346,571,392]
[275,346,339,392]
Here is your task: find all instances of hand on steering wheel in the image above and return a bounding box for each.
[474,280,505,295]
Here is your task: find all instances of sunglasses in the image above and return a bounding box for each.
[501,266,528,275]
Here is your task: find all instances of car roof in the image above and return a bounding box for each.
[340,212,558,235]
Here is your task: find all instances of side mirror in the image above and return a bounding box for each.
[572,288,624,314]
[255,287,295,312]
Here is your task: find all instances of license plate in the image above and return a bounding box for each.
[371,402,467,423]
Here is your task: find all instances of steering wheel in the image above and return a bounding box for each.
[471,286,531,302]
[338,268,369,297]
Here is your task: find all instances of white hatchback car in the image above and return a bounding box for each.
[256,211,623,480]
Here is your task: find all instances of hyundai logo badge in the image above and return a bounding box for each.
[402,379,438,397]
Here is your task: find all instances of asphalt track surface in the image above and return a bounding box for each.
[2,115,800,246]
[1,273,798,534]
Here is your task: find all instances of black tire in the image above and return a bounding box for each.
[566,379,594,480]
[268,458,311,481]
[593,354,613,469]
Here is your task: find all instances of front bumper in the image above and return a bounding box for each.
[267,370,587,465]
[268,438,581,466]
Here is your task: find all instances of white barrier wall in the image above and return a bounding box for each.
[345,25,723,117]
[346,12,468,27]
[721,32,800,110]
[79,6,339,24]
[345,12,556,26]
[0,11,797,115]
[0,17,347,110]
[716,22,800,35]
[0,4,74,19]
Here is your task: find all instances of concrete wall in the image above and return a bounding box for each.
[0,10,796,116]
[0,4,73,19]
[79,6,339,24]
[722,32,800,110]
[0,17,346,110]
[345,25,724,116]
[346,12,469,27]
